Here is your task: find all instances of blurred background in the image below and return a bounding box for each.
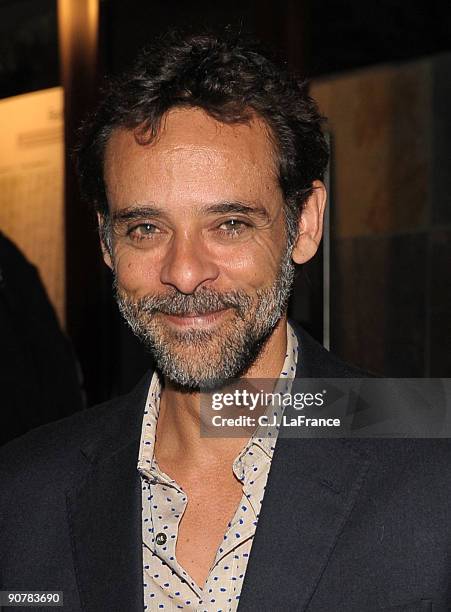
[1,0,450,443]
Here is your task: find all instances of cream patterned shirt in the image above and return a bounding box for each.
[138,323,299,611]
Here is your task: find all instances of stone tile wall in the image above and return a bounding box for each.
[311,54,451,376]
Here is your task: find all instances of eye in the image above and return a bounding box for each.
[128,223,162,241]
[217,218,250,236]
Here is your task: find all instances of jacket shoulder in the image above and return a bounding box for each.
[291,322,375,378]
[0,370,150,510]
[0,396,122,482]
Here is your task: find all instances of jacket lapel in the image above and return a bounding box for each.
[66,373,151,612]
[238,436,371,611]
[238,324,373,611]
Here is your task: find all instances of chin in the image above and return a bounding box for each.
[147,321,276,391]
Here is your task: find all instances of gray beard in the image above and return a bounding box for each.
[115,244,296,390]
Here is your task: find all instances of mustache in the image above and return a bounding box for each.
[116,287,253,318]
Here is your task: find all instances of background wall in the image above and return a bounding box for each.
[0,87,65,324]
[311,54,451,376]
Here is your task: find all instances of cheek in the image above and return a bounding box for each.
[113,249,162,295]
[217,234,285,288]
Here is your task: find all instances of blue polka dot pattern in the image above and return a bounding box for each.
[138,323,299,611]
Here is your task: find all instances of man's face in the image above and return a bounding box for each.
[103,107,296,389]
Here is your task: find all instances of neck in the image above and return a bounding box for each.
[154,315,288,468]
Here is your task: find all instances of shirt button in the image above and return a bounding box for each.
[156,532,167,545]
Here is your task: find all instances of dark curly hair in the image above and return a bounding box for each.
[76,30,329,246]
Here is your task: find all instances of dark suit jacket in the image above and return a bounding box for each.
[1,324,451,611]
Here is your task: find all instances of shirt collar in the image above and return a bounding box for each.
[237,321,298,461]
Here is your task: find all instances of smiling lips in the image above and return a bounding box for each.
[161,309,231,327]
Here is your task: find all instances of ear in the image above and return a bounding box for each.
[97,212,113,270]
[291,180,327,265]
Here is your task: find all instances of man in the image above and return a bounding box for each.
[1,31,451,612]
[0,231,84,446]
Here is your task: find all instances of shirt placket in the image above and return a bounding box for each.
[207,446,266,572]
[144,465,204,602]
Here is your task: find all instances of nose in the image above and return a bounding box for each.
[159,232,219,294]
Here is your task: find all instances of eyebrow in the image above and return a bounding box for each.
[110,205,163,226]
[110,201,271,226]
[200,201,271,223]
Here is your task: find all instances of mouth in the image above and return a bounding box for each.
[159,308,231,328]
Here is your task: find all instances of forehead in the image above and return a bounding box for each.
[103,107,279,209]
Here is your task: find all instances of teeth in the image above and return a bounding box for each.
[177,312,215,316]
